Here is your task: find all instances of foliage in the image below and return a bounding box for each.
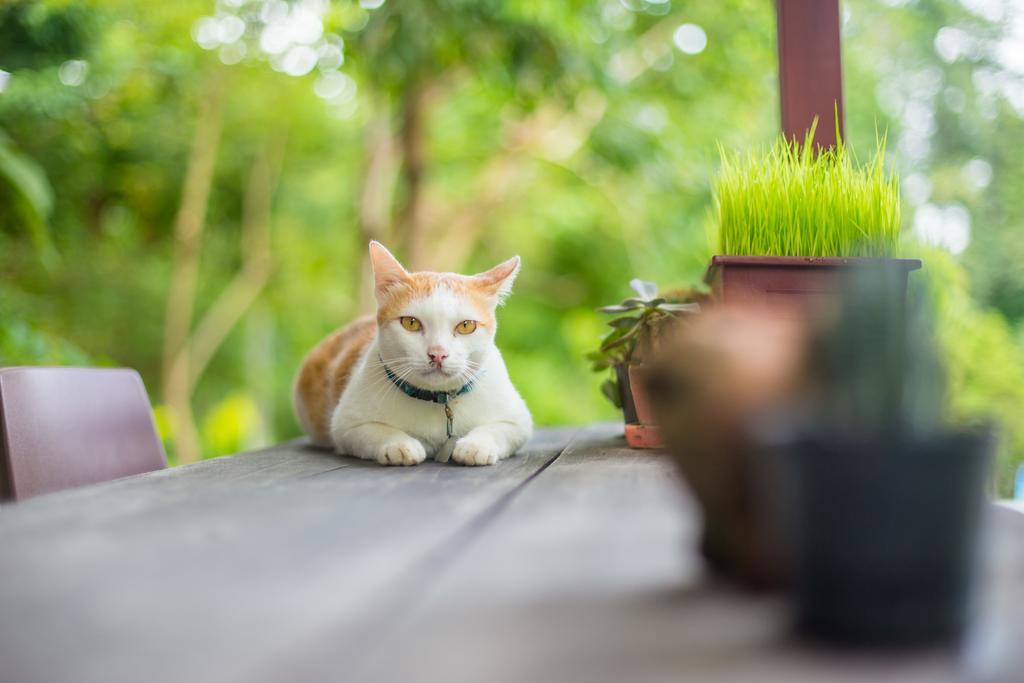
[587,279,700,407]
[923,247,1024,496]
[0,317,95,367]
[714,126,901,258]
[0,130,55,266]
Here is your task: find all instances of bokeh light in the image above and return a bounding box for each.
[673,23,707,55]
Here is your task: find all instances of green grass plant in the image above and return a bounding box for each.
[715,125,901,257]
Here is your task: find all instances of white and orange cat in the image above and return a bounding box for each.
[293,241,532,466]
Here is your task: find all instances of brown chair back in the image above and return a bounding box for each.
[0,367,167,501]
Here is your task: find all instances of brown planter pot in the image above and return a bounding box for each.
[628,365,656,424]
[623,365,663,449]
[705,256,922,308]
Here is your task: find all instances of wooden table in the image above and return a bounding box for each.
[1,425,1021,683]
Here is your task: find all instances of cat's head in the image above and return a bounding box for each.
[369,241,519,391]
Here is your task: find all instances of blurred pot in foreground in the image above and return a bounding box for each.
[782,428,992,647]
[648,264,993,650]
[777,265,994,647]
[645,303,809,588]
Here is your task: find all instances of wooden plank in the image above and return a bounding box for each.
[985,504,1024,678]
[0,439,348,518]
[0,427,578,683]
[284,423,708,683]
[7,423,1017,682]
[345,431,1022,683]
[776,0,844,147]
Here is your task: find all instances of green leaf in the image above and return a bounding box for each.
[0,132,52,220]
[601,378,622,408]
[600,326,629,345]
[601,326,640,352]
[608,316,641,329]
[598,301,644,313]
[0,130,56,268]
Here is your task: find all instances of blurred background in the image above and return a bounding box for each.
[3,0,1024,490]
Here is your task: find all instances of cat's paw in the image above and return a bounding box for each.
[452,434,503,467]
[377,438,427,466]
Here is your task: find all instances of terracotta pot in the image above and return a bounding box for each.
[623,364,663,449]
[623,423,662,449]
[643,305,811,589]
[705,256,922,309]
[627,365,656,425]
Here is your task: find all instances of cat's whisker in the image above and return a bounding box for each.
[458,365,485,389]
[362,372,389,405]
[382,364,423,402]
[368,381,392,404]
[365,358,418,404]
[377,363,417,399]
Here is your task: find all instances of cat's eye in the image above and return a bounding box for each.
[455,320,478,335]
[399,316,422,332]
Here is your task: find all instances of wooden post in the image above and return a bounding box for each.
[776,0,844,147]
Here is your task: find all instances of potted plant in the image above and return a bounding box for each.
[772,267,993,647]
[588,279,700,449]
[644,303,809,588]
[646,268,993,615]
[706,126,921,308]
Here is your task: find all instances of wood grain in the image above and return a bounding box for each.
[2,425,1022,683]
[776,0,844,147]
[0,427,577,683]
[349,429,1023,683]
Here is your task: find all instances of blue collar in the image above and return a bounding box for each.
[381,360,478,405]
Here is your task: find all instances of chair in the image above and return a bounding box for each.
[0,367,167,501]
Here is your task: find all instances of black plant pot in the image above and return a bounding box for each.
[787,428,993,648]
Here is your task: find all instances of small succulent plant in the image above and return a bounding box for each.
[588,279,702,407]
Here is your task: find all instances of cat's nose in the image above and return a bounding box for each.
[427,346,449,367]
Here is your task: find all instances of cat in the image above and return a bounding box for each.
[292,241,533,466]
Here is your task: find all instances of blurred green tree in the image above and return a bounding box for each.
[2,0,1024,491]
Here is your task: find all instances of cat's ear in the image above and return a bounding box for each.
[369,241,411,300]
[473,256,520,304]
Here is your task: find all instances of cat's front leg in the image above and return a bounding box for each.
[334,422,427,466]
[452,421,531,467]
